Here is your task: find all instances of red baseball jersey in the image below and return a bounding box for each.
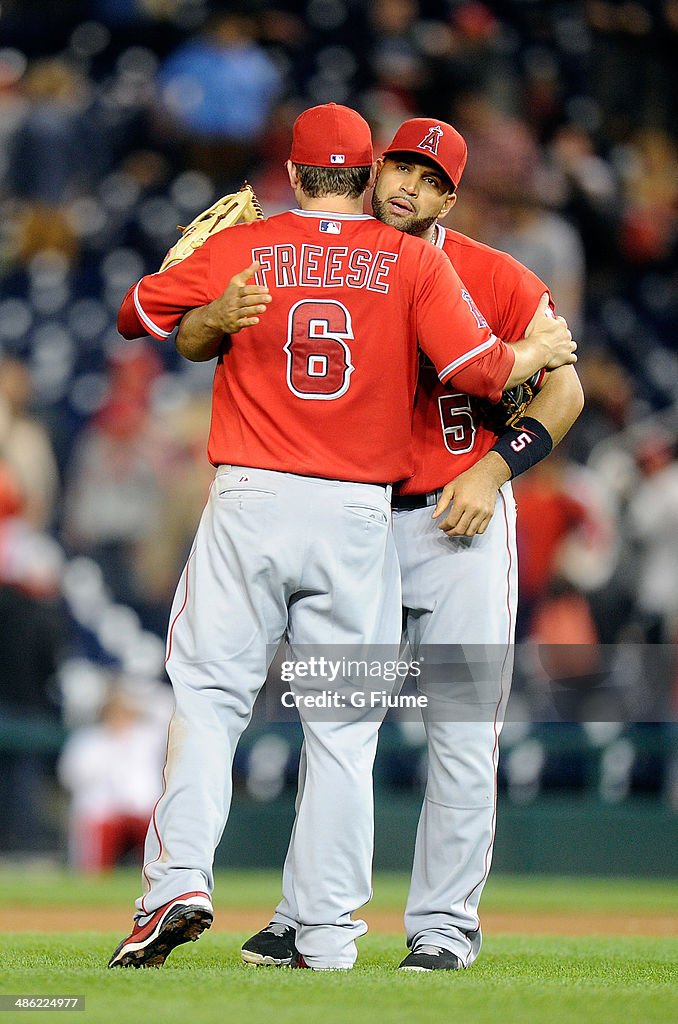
[119,210,514,484]
[399,224,551,495]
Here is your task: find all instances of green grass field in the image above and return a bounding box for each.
[0,870,676,1024]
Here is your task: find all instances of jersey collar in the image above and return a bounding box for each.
[290,209,374,221]
[433,223,446,248]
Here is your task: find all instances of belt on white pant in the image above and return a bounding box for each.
[391,488,444,511]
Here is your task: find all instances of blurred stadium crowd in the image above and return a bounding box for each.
[0,0,676,860]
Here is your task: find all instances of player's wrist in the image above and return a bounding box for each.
[203,301,231,335]
[489,416,553,479]
[504,339,544,388]
[176,308,224,362]
[479,450,513,486]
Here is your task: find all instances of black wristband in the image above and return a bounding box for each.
[489,416,554,479]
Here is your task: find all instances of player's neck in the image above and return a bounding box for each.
[418,223,438,245]
[300,195,366,216]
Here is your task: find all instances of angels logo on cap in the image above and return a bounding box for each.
[418,125,443,156]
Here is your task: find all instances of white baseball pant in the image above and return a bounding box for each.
[393,482,517,965]
[137,465,401,969]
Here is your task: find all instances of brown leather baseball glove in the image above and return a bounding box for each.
[473,371,545,433]
[159,183,264,271]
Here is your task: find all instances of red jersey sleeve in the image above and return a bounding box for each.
[118,284,146,339]
[118,244,214,341]
[450,344,515,399]
[413,245,514,401]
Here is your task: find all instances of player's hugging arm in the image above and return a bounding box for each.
[416,251,577,401]
[442,295,577,399]
[118,243,214,344]
[501,293,577,388]
[117,247,270,357]
[175,261,271,362]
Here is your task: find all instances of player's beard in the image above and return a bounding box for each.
[371,192,439,238]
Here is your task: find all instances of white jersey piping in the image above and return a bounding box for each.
[133,282,171,339]
[438,334,499,381]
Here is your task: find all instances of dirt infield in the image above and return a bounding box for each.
[1,906,675,937]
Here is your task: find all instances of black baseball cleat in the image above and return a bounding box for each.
[108,892,213,968]
[398,945,463,971]
[241,922,298,966]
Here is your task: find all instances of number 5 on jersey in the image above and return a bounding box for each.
[285,300,354,400]
[438,392,476,454]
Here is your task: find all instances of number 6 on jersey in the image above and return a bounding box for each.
[285,299,355,399]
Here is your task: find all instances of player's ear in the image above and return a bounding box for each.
[438,191,457,220]
[367,161,378,190]
[286,160,299,189]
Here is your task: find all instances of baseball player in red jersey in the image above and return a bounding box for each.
[240,119,583,971]
[108,104,576,972]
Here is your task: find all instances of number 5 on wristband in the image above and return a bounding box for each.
[489,416,553,478]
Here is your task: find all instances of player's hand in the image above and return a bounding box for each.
[524,292,576,370]
[209,261,272,333]
[432,454,511,537]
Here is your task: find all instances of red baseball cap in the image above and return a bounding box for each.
[382,118,468,187]
[290,103,373,168]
